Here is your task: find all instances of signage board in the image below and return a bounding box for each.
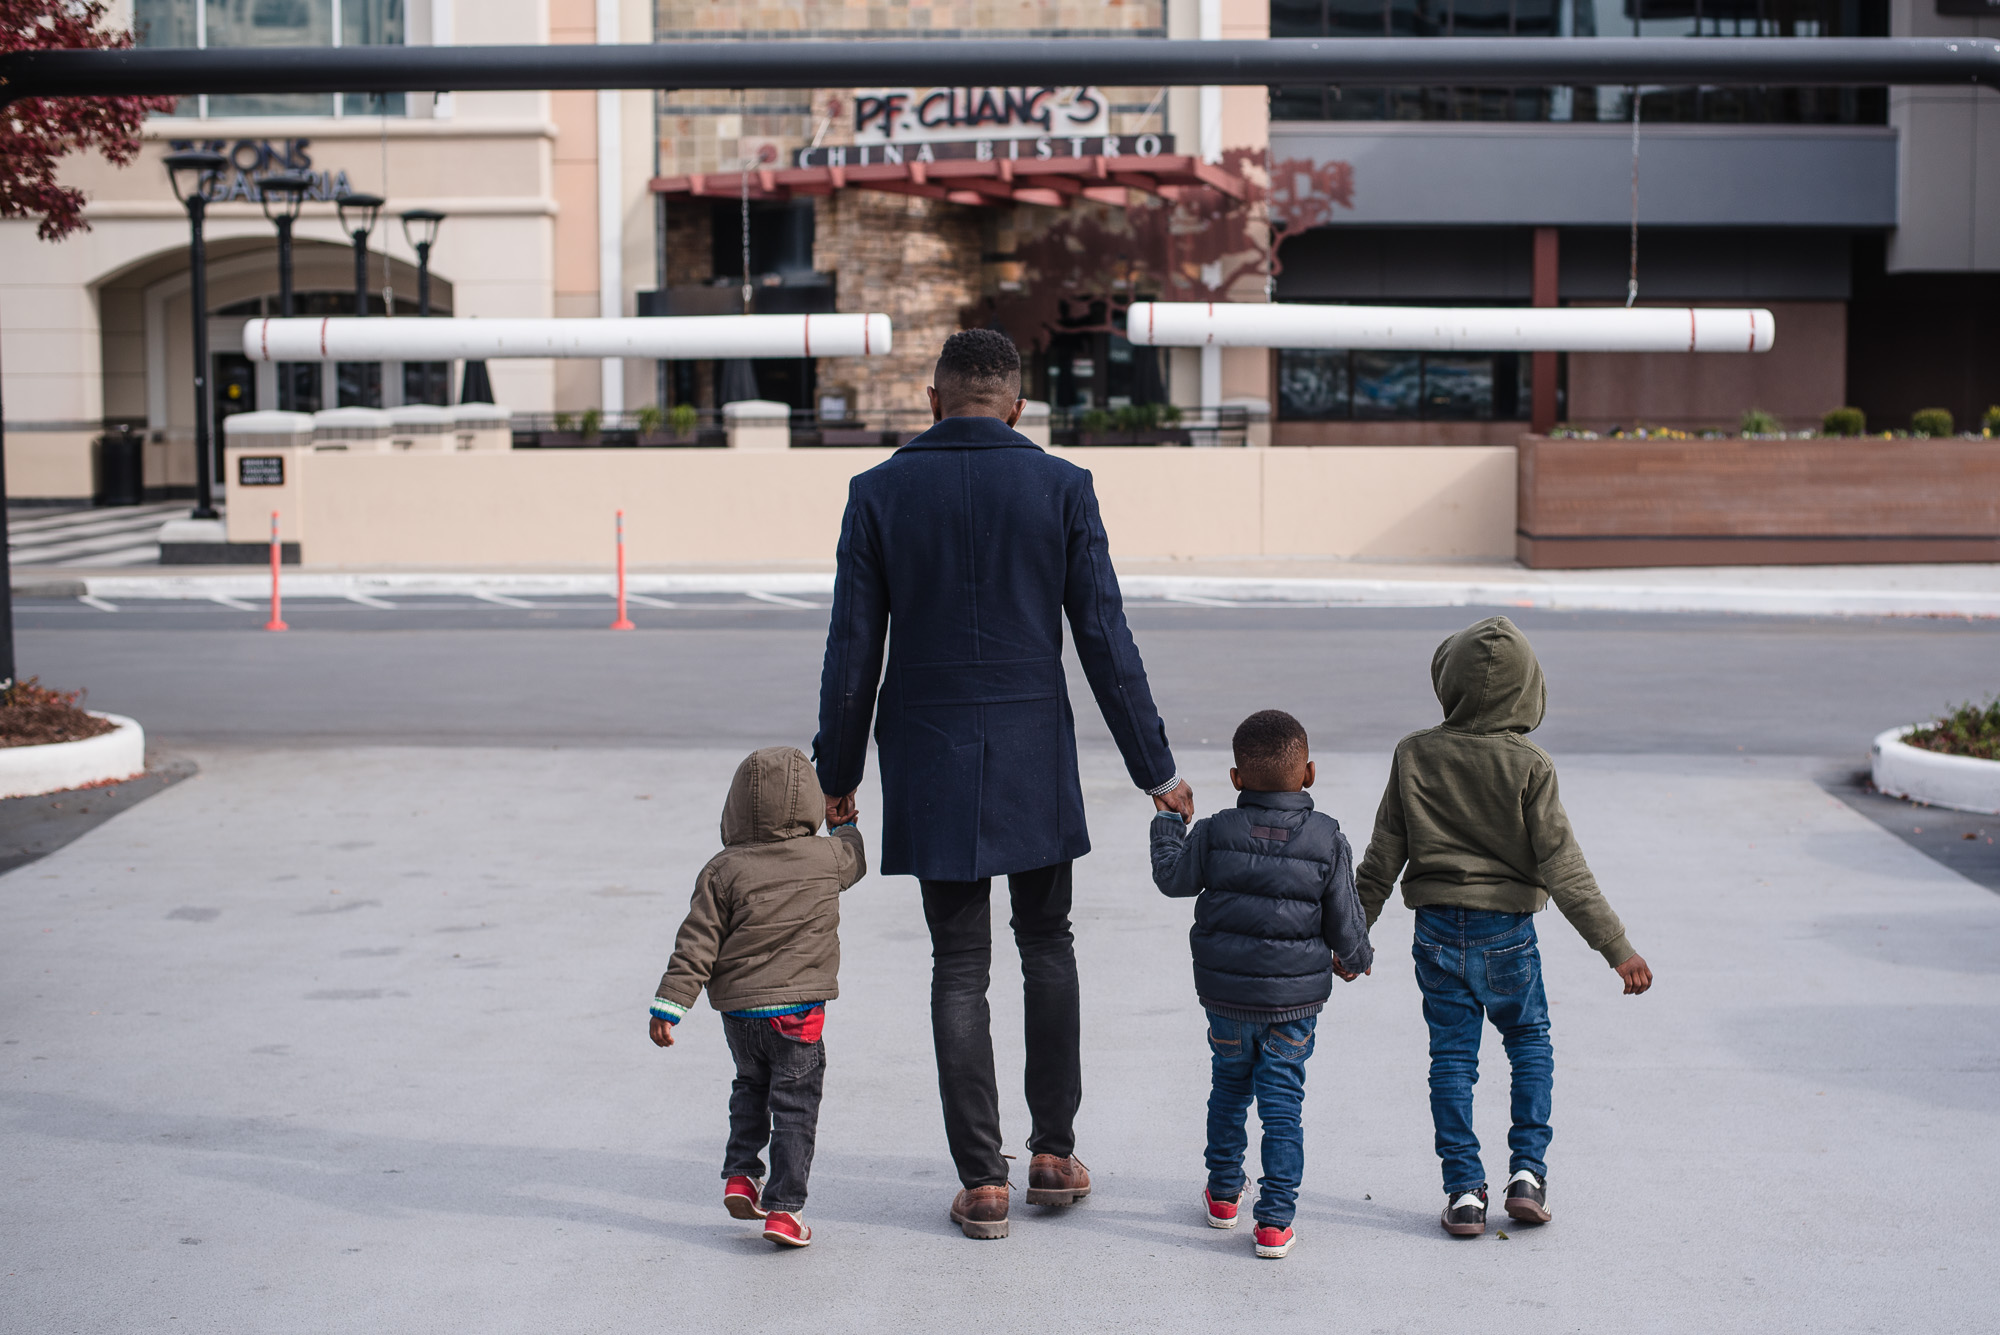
[237,455,285,487]
[165,138,355,204]
[853,87,1107,144]
[797,132,1174,170]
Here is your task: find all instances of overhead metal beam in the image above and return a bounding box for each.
[2,37,1996,104]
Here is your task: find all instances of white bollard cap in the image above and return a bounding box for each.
[722,399,792,423]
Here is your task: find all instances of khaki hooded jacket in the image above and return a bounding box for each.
[1355,616,1635,966]
[654,747,867,1017]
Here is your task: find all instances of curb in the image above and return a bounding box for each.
[1870,726,2000,816]
[0,714,147,800]
[14,571,2000,618]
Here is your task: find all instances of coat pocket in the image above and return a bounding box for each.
[1482,938,1539,997]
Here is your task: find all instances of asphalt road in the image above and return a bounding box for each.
[16,599,1999,757]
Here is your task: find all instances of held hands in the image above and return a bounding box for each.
[1333,959,1373,983]
[826,790,859,828]
[649,1017,676,1048]
[1152,779,1195,826]
[1615,953,1654,995]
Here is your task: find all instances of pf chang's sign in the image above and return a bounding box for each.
[164,138,356,203]
[796,132,1174,170]
[853,86,1107,144]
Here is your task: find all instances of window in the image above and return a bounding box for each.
[1278,348,1530,422]
[134,0,406,119]
[1268,0,1887,124]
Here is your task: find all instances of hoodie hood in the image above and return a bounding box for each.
[1430,616,1546,734]
[720,746,825,846]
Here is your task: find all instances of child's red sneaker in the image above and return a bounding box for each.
[724,1176,767,1220]
[1253,1224,1295,1259]
[762,1210,812,1247]
[1203,1187,1244,1229]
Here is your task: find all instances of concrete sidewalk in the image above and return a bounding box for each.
[3,745,1995,1332]
[15,557,2000,617]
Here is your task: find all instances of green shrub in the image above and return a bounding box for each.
[1080,408,1114,433]
[551,411,576,434]
[1158,403,1184,426]
[1984,404,2000,435]
[1113,402,1166,432]
[1739,408,1781,436]
[1820,406,1866,437]
[579,407,603,437]
[635,404,666,434]
[1911,407,1955,438]
[669,402,699,435]
[1905,698,2000,762]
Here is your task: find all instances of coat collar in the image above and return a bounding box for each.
[1235,790,1315,812]
[897,414,1042,452]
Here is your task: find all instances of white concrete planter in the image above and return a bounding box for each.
[0,713,146,800]
[1871,726,2000,816]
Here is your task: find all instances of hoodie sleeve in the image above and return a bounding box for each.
[829,823,867,890]
[1355,752,1409,929]
[1523,760,1635,966]
[652,863,727,1023]
[1150,813,1209,899]
[1320,828,1375,975]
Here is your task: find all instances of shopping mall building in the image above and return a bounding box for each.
[1,0,1993,499]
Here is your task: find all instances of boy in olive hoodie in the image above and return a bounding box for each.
[648,746,867,1248]
[1356,616,1652,1238]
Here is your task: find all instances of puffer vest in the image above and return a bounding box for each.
[1191,792,1344,1017]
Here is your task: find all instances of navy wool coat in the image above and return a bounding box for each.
[813,414,1178,882]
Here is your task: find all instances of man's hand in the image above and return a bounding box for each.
[825,789,858,827]
[649,1018,676,1048]
[1615,954,1653,995]
[1152,779,1194,825]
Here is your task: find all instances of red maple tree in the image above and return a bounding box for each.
[1,1,175,241]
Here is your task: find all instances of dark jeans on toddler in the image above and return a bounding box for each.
[1203,1010,1318,1230]
[720,1012,826,1214]
[1412,906,1553,1194]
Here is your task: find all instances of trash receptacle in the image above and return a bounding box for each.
[93,428,144,507]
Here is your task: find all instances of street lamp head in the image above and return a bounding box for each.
[400,208,445,251]
[255,171,313,222]
[335,191,385,238]
[162,149,228,205]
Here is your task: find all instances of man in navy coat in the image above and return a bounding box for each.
[815,329,1194,1239]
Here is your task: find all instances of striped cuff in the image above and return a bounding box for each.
[649,998,688,1024]
[1145,772,1182,798]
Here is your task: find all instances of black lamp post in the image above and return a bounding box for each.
[164,148,228,520]
[335,191,384,317]
[255,171,312,317]
[400,209,445,317]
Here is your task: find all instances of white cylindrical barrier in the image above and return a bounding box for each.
[1124,303,1776,353]
[241,314,894,363]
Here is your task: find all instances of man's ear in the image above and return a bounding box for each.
[1301,759,1316,790]
[1229,766,1243,792]
[1005,397,1025,428]
[926,385,943,422]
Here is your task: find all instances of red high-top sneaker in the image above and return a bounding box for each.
[1203,1187,1244,1229]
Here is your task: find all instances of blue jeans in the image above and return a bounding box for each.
[1412,907,1553,1195]
[1203,1011,1317,1229]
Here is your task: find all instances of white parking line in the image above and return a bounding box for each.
[79,595,120,612]
[207,593,258,611]
[345,592,398,609]
[623,593,683,609]
[746,590,827,609]
[473,591,538,609]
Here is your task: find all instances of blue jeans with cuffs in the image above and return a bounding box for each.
[1412,906,1553,1194]
[1203,1010,1317,1230]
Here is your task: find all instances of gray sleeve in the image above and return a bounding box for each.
[1150,814,1209,899]
[1321,830,1375,975]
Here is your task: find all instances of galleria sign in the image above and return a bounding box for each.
[164,138,356,203]
[853,86,1108,145]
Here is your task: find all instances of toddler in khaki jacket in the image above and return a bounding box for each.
[648,746,866,1248]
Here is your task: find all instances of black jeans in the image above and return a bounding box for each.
[919,861,1081,1188]
[720,1014,826,1214]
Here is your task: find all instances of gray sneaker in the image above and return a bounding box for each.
[1504,1169,1551,1224]
[1441,1186,1487,1237]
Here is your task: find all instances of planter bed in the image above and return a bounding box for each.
[1516,435,2000,569]
[0,713,145,800]
[1872,727,2000,816]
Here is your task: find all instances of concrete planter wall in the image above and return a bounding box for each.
[1871,726,2000,816]
[1516,435,2000,568]
[0,713,145,799]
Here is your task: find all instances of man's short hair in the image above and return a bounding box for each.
[935,328,1022,409]
[1232,709,1309,785]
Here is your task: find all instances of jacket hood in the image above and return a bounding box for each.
[1430,616,1546,734]
[721,747,824,846]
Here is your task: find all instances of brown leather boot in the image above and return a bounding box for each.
[949,1184,1010,1239]
[1025,1153,1091,1206]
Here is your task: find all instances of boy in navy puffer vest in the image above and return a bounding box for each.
[1151,710,1373,1259]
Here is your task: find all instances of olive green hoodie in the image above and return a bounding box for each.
[1355,616,1634,966]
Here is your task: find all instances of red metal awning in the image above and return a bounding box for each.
[650,153,1246,209]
